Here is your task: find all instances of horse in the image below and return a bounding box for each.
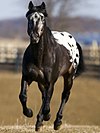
[19,1,84,131]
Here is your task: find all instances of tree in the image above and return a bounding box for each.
[43,0,81,28]
[19,0,81,17]
[19,0,82,29]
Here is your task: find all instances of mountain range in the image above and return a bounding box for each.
[0,17,100,39]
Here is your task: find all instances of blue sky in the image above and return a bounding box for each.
[0,0,100,20]
[0,0,27,20]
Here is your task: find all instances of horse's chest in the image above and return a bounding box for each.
[52,31,79,68]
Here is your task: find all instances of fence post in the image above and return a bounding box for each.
[90,40,99,65]
[14,49,22,72]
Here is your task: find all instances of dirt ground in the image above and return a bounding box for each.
[0,66,100,132]
[0,125,100,133]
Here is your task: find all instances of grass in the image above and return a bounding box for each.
[0,125,100,133]
[0,69,100,132]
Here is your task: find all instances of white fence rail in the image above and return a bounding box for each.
[83,41,100,65]
[0,39,27,64]
[0,39,100,71]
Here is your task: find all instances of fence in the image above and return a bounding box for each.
[0,39,100,71]
[83,41,100,65]
[0,39,27,71]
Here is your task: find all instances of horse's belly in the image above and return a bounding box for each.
[52,31,79,68]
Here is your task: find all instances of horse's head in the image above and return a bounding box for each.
[26,1,48,43]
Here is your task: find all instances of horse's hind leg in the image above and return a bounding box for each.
[54,73,73,130]
[19,76,33,117]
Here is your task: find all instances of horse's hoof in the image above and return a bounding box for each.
[35,122,43,132]
[54,120,62,130]
[23,108,33,118]
[43,113,51,121]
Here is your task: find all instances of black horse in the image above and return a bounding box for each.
[19,1,84,131]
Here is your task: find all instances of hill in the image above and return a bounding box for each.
[0,17,100,39]
[0,18,27,39]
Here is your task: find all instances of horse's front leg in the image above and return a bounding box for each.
[36,82,54,131]
[43,83,54,120]
[54,74,73,130]
[35,83,46,131]
[19,76,33,117]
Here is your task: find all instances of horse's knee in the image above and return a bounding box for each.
[43,103,50,115]
[28,68,45,83]
[29,68,38,79]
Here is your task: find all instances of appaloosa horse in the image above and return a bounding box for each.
[19,1,84,131]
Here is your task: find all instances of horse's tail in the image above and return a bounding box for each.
[75,42,85,77]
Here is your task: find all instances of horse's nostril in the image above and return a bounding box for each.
[38,18,40,21]
[35,14,38,18]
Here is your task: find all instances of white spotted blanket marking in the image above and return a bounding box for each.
[52,31,79,69]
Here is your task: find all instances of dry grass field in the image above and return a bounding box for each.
[0,125,100,133]
[0,67,100,132]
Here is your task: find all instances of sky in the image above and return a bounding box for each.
[0,0,100,20]
[70,0,100,18]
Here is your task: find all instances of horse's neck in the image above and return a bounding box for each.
[39,26,54,68]
[30,26,54,68]
[42,26,54,50]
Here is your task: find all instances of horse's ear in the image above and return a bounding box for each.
[40,2,48,17]
[41,2,46,9]
[28,1,34,10]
